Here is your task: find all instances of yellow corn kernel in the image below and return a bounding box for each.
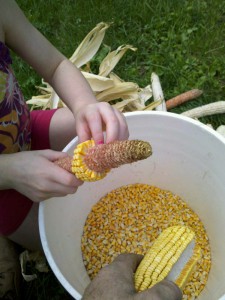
[81,184,211,299]
[134,225,201,292]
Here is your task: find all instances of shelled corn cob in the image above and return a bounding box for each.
[55,139,152,181]
[134,225,201,292]
[182,101,225,118]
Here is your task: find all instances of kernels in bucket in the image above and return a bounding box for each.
[81,184,211,299]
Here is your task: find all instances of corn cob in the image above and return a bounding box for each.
[181,101,225,118]
[166,89,203,110]
[55,139,152,181]
[134,225,201,292]
[151,72,167,112]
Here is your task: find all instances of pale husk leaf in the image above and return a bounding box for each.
[96,81,139,102]
[27,23,157,113]
[144,99,162,110]
[216,125,225,138]
[82,71,114,92]
[113,98,137,112]
[111,84,154,112]
[20,250,49,282]
[109,72,123,84]
[138,84,152,106]
[70,22,110,68]
[98,45,137,77]
[151,72,167,111]
[26,95,50,109]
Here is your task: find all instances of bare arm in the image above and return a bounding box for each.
[0,1,128,201]
[1,0,96,112]
[0,0,129,143]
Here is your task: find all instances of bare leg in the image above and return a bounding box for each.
[8,203,41,251]
[8,107,77,250]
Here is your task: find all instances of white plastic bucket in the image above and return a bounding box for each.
[39,111,225,300]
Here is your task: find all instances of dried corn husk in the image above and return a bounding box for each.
[206,123,214,129]
[96,81,139,102]
[20,250,49,282]
[98,45,137,77]
[113,98,137,111]
[182,101,225,118]
[27,22,160,112]
[70,22,110,68]
[82,72,114,92]
[27,22,111,109]
[138,85,153,106]
[216,125,225,138]
[29,73,115,109]
[27,94,51,109]
[144,99,162,110]
[122,92,157,112]
[151,72,167,111]
[108,74,153,112]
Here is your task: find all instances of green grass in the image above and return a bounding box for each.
[14,0,225,128]
[12,0,225,298]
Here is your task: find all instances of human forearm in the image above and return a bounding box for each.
[49,58,97,114]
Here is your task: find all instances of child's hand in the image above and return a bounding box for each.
[75,102,129,144]
[2,150,83,202]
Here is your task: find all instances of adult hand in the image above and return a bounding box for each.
[1,150,83,202]
[82,253,182,300]
[75,102,129,144]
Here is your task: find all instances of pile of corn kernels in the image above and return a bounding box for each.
[81,184,211,299]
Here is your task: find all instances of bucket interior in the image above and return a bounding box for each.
[39,111,225,300]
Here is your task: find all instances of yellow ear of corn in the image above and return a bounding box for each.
[72,139,152,181]
[134,225,201,292]
[55,139,152,182]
